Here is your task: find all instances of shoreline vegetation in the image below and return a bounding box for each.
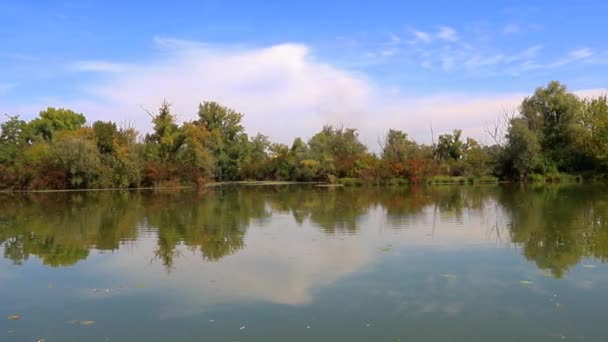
[0,81,606,191]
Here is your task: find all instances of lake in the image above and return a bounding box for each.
[1,184,607,341]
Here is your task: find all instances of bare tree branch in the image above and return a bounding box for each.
[485,106,517,146]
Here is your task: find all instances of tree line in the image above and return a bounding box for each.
[1,80,607,190]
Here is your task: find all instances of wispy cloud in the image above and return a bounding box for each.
[404,22,593,75]
[410,29,433,44]
[409,26,459,44]
[387,33,401,45]
[0,83,15,94]
[379,48,398,57]
[569,48,593,60]
[436,26,459,42]
[71,60,132,72]
[441,56,455,71]
[518,47,593,71]
[503,23,520,34]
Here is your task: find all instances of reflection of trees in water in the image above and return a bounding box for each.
[0,188,270,270]
[266,186,370,234]
[0,192,140,266]
[1,185,608,276]
[500,185,608,278]
[144,187,270,270]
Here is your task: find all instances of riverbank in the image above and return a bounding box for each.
[0,174,591,193]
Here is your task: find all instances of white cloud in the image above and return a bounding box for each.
[410,29,433,44]
[436,26,459,42]
[75,41,373,144]
[409,26,458,44]
[69,38,524,145]
[4,38,606,150]
[516,45,543,60]
[568,48,593,60]
[519,47,593,71]
[465,54,505,68]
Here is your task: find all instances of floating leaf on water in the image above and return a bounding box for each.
[209,319,215,323]
[379,246,392,252]
[307,326,310,329]
[519,280,534,286]
[7,315,21,320]
[79,320,95,325]
[37,339,46,342]
[240,326,246,330]
[66,320,78,324]
[441,273,456,279]
[366,323,372,327]
[583,264,597,269]
[541,270,553,277]
[136,284,145,289]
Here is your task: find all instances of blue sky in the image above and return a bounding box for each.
[1,1,607,144]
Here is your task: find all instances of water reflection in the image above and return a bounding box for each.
[0,185,607,277]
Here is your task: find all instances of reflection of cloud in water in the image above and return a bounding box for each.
[94,219,375,318]
[82,189,608,320]
[90,201,520,319]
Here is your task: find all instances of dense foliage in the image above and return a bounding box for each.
[1,81,607,190]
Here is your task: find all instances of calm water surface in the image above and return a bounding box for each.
[1,185,607,341]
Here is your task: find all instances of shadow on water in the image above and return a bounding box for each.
[1,184,607,276]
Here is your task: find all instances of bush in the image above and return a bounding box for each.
[337,177,364,186]
[385,177,409,186]
[426,176,468,184]
[475,176,499,184]
[528,174,546,183]
[528,173,581,183]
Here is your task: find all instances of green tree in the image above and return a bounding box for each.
[29,107,86,140]
[176,122,215,185]
[462,138,493,177]
[103,125,143,188]
[308,125,367,179]
[436,129,465,161]
[503,118,541,180]
[520,81,583,171]
[0,115,30,165]
[197,101,248,181]
[92,120,118,154]
[581,95,608,171]
[145,101,183,164]
[51,129,102,188]
[380,129,418,177]
[240,133,271,180]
